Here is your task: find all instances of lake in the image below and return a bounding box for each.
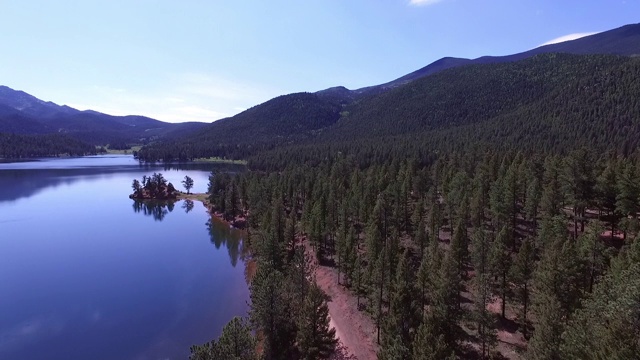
[0,155,250,360]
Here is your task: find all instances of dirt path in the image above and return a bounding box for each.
[304,241,378,360]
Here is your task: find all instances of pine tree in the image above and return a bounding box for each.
[369,252,385,343]
[428,201,441,243]
[525,176,542,234]
[470,178,488,228]
[415,251,430,319]
[286,245,316,318]
[616,160,639,240]
[561,262,640,359]
[540,156,563,217]
[526,293,564,360]
[489,225,512,319]
[473,272,497,359]
[412,316,450,360]
[284,207,297,258]
[380,249,415,357]
[250,267,295,360]
[296,283,338,360]
[490,176,508,230]
[209,317,257,360]
[503,162,519,250]
[225,179,240,220]
[450,217,468,308]
[562,149,595,237]
[414,218,428,258]
[595,159,618,235]
[577,221,607,294]
[510,238,535,338]
[431,251,463,350]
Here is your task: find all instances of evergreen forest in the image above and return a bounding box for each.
[134,53,640,359]
[193,147,640,359]
[0,132,100,158]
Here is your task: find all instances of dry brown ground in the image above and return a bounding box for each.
[302,239,379,360]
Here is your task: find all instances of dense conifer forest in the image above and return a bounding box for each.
[178,51,640,359]
[0,132,99,158]
[193,147,640,359]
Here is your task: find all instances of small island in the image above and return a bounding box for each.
[129,172,179,200]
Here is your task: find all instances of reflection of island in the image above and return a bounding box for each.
[207,216,246,267]
[132,199,198,220]
[132,200,176,221]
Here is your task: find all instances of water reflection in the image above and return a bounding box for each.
[207,217,245,267]
[0,155,245,203]
[0,155,250,360]
[182,199,195,213]
[132,200,176,221]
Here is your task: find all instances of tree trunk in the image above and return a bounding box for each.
[501,270,507,319]
[573,207,578,239]
[522,282,528,338]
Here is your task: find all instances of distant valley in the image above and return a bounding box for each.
[0,85,207,150]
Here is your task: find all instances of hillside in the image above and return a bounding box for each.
[136,23,640,164]
[0,86,208,146]
[356,22,640,94]
[137,53,640,166]
[0,132,99,158]
[330,53,640,149]
[137,92,347,161]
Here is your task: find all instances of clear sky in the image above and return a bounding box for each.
[1,0,638,123]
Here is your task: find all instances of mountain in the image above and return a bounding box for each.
[328,53,640,146]
[135,92,347,161]
[0,86,208,146]
[11,22,639,162]
[137,23,640,164]
[355,23,640,94]
[0,85,78,119]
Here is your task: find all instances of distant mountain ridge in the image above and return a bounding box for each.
[352,22,640,94]
[0,85,78,118]
[0,85,208,146]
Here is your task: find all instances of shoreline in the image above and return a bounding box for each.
[176,193,369,358]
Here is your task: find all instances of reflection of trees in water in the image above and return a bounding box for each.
[132,200,176,221]
[182,199,195,213]
[207,217,246,267]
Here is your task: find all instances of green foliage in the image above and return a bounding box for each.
[526,293,565,360]
[250,266,296,359]
[510,239,535,337]
[189,317,257,360]
[412,316,451,360]
[130,172,177,199]
[296,284,338,360]
[561,260,640,359]
[196,121,640,359]
[182,175,194,194]
[0,132,97,157]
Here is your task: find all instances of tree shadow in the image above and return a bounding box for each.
[329,342,357,360]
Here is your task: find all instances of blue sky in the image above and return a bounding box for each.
[1,0,638,123]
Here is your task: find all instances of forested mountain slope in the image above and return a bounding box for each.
[137,92,347,161]
[0,132,99,157]
[138,53,640,165]
[331,53,640,149]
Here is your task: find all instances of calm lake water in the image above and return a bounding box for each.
[0,155,249,360]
